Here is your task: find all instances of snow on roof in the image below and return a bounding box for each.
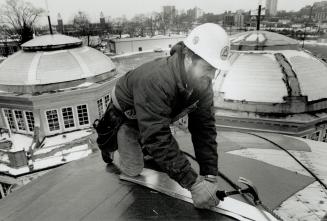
[228,135,327,220]
[0,144,92,176]
[41,129,93,149]
[0,133,33,152]
[245,33,265,42]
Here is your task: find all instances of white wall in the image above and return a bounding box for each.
[114,37,185,54]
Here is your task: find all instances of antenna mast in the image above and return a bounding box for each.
[45,0,53,34]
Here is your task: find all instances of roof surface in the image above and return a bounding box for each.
[0,130,326,221]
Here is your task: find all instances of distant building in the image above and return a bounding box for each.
[187,7,204,20]
[314,1,327,21]
[278,19,291,25]
[234,10,245,28]
[0,39,19,57]
[223,11,235,27]
[266,0,278,16]
[109,35,185,54]
[162,6,176,25]
[55,12,110,35]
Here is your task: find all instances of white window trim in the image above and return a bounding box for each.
[75,104,90,128]
[60,106,77,131]
[44,109,61,134]
[13,109,28,133]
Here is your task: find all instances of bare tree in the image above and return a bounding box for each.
[73,11,91,36]
[72,11,92,45]
[0,0,44,44]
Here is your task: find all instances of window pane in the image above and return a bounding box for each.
[25,111,35,132]
[3,109,16,131]
[77,105,89,126]
[97,99,104,118]
[62,107,75,129]
[14,110,26,131]
[46,110,60,131]
[104,94,111,108]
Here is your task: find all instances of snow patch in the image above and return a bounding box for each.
[0,133,33,152]
[245,33,265,42]
[76,82,93,87]
[41,129,92,148]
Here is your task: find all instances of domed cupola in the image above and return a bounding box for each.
[0,34,116,94]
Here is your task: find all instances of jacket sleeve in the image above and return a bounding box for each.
[133,76,198,189]
[188,86,218,176]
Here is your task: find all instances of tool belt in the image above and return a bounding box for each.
[93,100,125,153]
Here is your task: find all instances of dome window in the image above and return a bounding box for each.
[77,105,89,126]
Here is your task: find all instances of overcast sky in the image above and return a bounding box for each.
[0,0,321,24]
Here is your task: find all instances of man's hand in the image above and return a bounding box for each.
[189,176,220,209]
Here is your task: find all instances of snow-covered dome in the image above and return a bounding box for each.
[214,31,327,114]
[0,34,116,93]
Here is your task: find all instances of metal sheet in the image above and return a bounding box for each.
[120,168,278,221]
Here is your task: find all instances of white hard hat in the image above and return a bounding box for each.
[184,23,231,70]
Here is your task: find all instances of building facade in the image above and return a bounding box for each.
[187,7,204,20]
[234,10,245,28]
[314,1,327,22]
[162,5,177,25]
[56,12,110,36]
[109,35,185,54]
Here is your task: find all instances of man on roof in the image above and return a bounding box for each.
[102,23,230,209]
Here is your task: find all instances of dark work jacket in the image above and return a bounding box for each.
[114,43,218,189]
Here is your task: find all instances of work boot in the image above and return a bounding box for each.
[101,150,115,165]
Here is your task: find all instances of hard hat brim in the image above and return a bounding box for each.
[203,54,231,71]
[184,41,231,71]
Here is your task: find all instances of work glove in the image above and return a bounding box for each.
[189,176,220,209]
